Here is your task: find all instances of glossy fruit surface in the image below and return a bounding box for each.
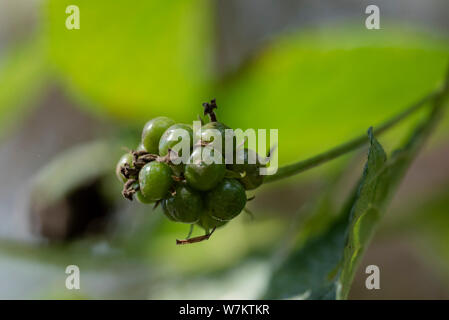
[196,211,227,232]
[135,190,154,204]
[206,179,246,221]
[196,122,234,153]
[116,152,133,183]
[162,203,177,221]
[136,142,147,152]
[162,184,202,223]
[141,117,175,154]
[139,161,173,201]
[229,148,264,190]
[158,123,193,157]
[185,146,226,191]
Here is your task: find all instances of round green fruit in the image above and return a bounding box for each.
[158,123,193,157]
[229,148,264,190]
[135,190,154,204]
[196,122,234,153]
[141,117,175,154]
[161,185,202,223]
[196,211,227,232]
[139,161,173,201]
[162,205,177,221]
[206,179,246,221]
[116,152,133,183]
[185,147,226,191]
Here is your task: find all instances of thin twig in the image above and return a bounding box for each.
[265,89,441,183]
[176,227,216,245]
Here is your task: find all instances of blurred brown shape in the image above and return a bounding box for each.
[30,179,111,241]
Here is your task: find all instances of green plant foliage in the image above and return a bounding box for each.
[263,100,442,299]
[336,128,388,299]
[46,0,213,122]
[0,38,47,139]
[217,27,449,165]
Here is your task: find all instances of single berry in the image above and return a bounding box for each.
[139,161,173,201]
[141,116,175,154]
[206,179,246,221]
[162,184,202,223]
[159,123,193,157]
[229,148,264,190]
[196,122,234,154]
[135,190,154,204]
[116,152,133,183]
[196,211,227,232]
[162,204,177,221]
[185,146,226,191]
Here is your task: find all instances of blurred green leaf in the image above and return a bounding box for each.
[336,128,388,298]
[0,38,47,139]
[263,213,348,299]
[263,98,444,299]
[339,98,446,298]
[218,27,449,165]
[46,0,213,122]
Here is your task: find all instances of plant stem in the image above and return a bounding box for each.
[265,84,447,183]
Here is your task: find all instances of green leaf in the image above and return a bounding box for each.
[338,97,445,298]
[336,128,387,299]
[263,214,348,299]
[46,0,213,122]
[0,38,47,139]
[263,97,444,299]
[217,27,449,165]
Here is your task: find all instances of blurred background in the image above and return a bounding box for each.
[0,0,448,299]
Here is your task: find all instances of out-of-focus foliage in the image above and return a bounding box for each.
[0,0,448,299]
[263,102,443,299]
[0,38,47,139]
[217,28,449,165]
[46,0,213,122]
[388,184,449,283]
[142,214,285,274]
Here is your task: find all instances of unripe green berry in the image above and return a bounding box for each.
[185,146,226,191]
[141,117,175,154]
[135,190,154,204]
[139,161,173,201]
[206,179,246,221]
[158,123,193,157]
[229,148,264,190]
[196,211,227,232]
[196,122,234,154]
[161,184,202,223]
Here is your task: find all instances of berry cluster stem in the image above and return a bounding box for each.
[265,66,449,183]
[176,227,216,245]
[203,99,218,122]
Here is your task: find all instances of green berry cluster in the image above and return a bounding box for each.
[116,99,264,243]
